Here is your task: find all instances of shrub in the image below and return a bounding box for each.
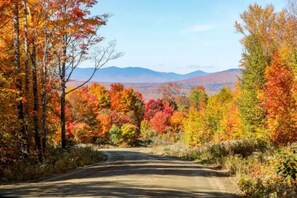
[121,123,138,145]
[160,139,270,169]
[109,124,122,145]
[194,139,270,164]
[238,144,297,197]
[109,124,139,145]
[0,146,103,184]
[140,120,155,141]
[277,144,297,183]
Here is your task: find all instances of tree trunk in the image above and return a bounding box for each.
[41,31,49,155]
[61,35,67,149]
[23,0,30,99]
[61,74,66,149]
[22,0,30,156]
[31,38,42,161]
[13,1,28,158]
[41,86,47,154]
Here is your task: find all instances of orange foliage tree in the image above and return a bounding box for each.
[263,49,297,144]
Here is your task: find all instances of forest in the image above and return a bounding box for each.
[0,0,297,197]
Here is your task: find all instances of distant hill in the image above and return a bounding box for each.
[173,68,241,95]
[69,66,209,83]
[68,67,241,100]
[181,69,240,88]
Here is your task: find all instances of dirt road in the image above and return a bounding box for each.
[0,148,238,197]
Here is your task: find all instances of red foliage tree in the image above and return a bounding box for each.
[148,100,174,134]
[150,111,169,134]
[263,50,297,144]
[144,99,164,120]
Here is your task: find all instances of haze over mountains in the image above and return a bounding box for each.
[69,66,241,99]
[70,66,209,83]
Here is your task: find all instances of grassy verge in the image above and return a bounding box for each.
[158,139,297,197]
[0,145,104,184]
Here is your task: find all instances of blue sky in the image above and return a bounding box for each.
[90,0,286,74]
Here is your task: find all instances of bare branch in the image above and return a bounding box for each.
[66,41,123,94]
[65,33,96,82]
[287,0,297,19]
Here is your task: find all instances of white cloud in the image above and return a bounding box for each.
[181,24,215,34]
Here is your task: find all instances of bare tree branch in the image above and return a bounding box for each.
[287,0,297,19]
[66,41,123,94]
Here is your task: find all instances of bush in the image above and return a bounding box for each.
[109,124,122,145]
[121,123,138,145]
[277,144,297,183]
[140,120,155,141]
[238,144,297,197]
[109,124,139,146]
[0,146,103,184]
[223,155,244,175]
[162,139,269,164]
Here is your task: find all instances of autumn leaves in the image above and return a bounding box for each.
[236,4,297,144]
[0,0,118,161]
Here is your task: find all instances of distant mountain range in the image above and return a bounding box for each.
[68,66,241,99]
[181,68,240,87]
[69,66,209,83]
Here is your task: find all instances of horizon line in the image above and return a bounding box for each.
[76,65,240,74]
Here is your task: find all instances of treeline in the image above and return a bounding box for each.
[66,83,144,145]
[0,0,120,164]
[64,3,297,148]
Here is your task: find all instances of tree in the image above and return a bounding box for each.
[263,49,297,144]
[51,0,122,148]
[0,0,121,163]
[110,83,124,111]
[89,83,110,109]
[183,107,209,146]
[205,87,243,142]
[120,88,144,127]
[109,124,121,145]
[236,3,297,142]
[170,111,186,133]
[0,73,20,163]
[188,86,208,111]
[120,123,138,145]
[235,4,278,135]
[175,96,190,112]
[109,85,144,128]
[67,87,99,125]
[150,111,169,134]
[95,114,112,138]
[158,82,181,107]
[12,0,28,158]
[144,99,164,120]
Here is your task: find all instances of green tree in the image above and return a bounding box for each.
[188,86,208,111]
[235,3,277,136]
[109,125,122,145]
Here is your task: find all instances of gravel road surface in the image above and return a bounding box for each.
[0,148,238,197]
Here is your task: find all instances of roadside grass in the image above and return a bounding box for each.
[0,145,104,184]
[156,139,297,197]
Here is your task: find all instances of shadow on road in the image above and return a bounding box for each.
[0,150,238,197]
[0,181,237,197]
